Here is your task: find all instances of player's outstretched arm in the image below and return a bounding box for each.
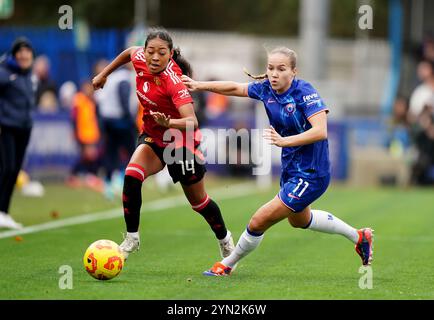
[181,75,248,97]
[92,46,139,90]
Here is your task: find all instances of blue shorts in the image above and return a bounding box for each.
[278,174,330,212]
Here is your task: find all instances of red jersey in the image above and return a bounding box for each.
[131,47,200,148]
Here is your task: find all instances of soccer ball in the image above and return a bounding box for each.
[83,239,125,280]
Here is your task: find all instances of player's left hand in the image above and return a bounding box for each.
[150,111,171,128]
[181,75,198,92]
[263,126,285,147]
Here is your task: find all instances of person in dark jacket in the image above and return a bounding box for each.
[0,37,35,229]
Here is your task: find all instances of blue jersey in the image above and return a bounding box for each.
[248,78,330,180]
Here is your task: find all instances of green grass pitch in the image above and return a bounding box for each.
[1,179,433,300]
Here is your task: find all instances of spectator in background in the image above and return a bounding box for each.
[67,80,103,192]
[93,58,110,76]
[227,120,253,177]
[385,97,412,157]
[204,78,230,120]
[190,74,207,127]
[409,60,434,118]
[33,55,58,113]
[93,59,137,198]
[421,35,434,62]
[0,37,35,229]
[191,89,207,127]
[410,103,434,185]
[58,81,77,111]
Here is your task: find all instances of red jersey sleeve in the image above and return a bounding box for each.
[167,78,194,109]
[164,60,194,109]
[130,47,146,73]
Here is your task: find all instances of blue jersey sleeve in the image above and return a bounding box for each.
[298,82,328,119]
[247,81,266,101]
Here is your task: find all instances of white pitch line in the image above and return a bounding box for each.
[0,182,258,240]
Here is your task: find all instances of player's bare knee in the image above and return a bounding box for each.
[287,217,304,228]
[249,215,266,232]
[287,217,296,228]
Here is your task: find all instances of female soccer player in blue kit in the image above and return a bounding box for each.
[182,47,373,276]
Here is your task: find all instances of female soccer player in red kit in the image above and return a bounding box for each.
[92,28,235,260]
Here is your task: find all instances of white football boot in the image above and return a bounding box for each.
[218,230,235,258]
[119,233,140,260]
[0,212,23,230]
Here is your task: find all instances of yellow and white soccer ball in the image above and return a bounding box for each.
[83,240,125,280]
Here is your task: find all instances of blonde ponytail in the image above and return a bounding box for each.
[243,67,267,80]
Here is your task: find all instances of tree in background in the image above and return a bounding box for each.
[1,0,388,38]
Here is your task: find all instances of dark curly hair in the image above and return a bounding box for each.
[145,27,192,77]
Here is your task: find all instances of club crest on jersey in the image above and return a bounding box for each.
[143,81,150,93]
[285,103,296,114]
[154,77,161,86]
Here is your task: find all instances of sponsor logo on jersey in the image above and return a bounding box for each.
[143,81,150,93]
[138,72,144,77]
[178,89,191,99]
[144,137,154,143]
[302,93,319,102]
[267,98,276,104]
[306,99,321,106]
[136,90,157,106]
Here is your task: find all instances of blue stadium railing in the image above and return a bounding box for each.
[0,27,130,86]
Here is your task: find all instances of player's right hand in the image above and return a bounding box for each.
[92,74,107,90]
[181,75,198,92]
